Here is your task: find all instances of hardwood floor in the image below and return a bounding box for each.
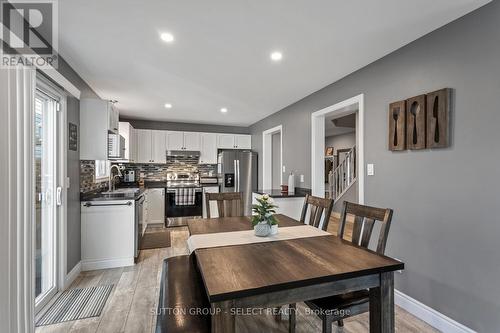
[36,225,439,333]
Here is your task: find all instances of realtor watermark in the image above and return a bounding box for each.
[0,0,58,68]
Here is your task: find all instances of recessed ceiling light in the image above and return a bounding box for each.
[270,51,283,61]
[160,32,175,43]
[164,103,172,109]
[220,108,228,113]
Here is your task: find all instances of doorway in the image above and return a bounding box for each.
[34,77,66,313]
[262,125,283,189]
[311,94,364,204]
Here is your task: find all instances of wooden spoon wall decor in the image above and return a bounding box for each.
[406,95,427,150]
[388,101,406,151]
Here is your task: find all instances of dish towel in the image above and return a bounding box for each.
[187,225,330,253]
[175,188,195,206]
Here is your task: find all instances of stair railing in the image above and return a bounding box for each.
[328,146,356,202]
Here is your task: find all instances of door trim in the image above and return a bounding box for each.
[311,94,364,203]
[262,125,283,190]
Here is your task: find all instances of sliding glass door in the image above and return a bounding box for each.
[34,85,61,312]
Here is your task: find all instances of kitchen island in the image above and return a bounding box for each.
[252,188,310,220]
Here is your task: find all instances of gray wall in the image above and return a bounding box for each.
[120,118,249,134]
[272,132,282,188]
[250,2,499,331]
[54,58,100,274]
[325,132,355,152]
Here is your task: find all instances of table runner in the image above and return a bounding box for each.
[187,225,330,253]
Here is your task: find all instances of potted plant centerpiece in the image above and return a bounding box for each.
[252,194,279,236]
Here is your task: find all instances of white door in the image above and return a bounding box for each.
[34,86,62,312]
[183,132,200,150]
[166,131,184,150]
[217,134,235,149]
[235,135,252,149]
[152,130,167,163]
[200,133,217,164]
[136,129,152,163]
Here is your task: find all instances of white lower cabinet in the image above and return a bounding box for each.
[81,200,135,270]
[145,188,165,225]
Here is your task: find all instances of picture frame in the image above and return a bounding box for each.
[325,147,334,156]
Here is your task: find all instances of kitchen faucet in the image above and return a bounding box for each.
[108,164,123,192]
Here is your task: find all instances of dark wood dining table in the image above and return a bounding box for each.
[187,214,404,333]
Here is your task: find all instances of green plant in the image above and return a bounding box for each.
[251,194,278,227]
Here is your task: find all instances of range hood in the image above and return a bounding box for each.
[167,150,200,158]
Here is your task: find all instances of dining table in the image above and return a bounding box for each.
[187,214,404,333]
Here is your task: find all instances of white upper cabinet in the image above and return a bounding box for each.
[166,131,200,150]
[183,132,200,150]
[136,129,152,163]
[118,122,137,162]
[166,131,184,150]
[217,134,251,149]
[151,130,167,163]
[80,99,120,160]
[199,133,217,164]
[108,105,119,134]
[217,134,235,149]
[235,134,252,149]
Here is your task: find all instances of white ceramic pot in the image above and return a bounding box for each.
[254,222,271,237]
[270,224,278,235]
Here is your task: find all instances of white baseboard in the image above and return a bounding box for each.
[81,257,134,271]
[64,261,81,289]
[395,290,476,333]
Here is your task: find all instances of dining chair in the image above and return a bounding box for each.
[292,201,394,333]
[205,192,244,218]
[299,194,334,231]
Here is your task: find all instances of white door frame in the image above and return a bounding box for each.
[311,94,364,204]
[262,125,283,189]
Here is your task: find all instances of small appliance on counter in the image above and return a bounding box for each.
[123,170,135,183]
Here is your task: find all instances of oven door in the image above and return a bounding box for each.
[165,188,203,217]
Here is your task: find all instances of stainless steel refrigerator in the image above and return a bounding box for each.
[218,150,258,216]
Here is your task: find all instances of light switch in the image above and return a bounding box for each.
[367,164,374,176]
[282,165,286,173]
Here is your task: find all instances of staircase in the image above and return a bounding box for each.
[327,145,356,203]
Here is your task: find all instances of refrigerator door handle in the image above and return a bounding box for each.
[234,159,238,192]
[236,159,240,192]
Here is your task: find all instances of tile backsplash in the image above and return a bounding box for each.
[80,160,108,193]
[80,156,217,193]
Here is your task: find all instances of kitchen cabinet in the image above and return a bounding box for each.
[145,188,165,225]
[136,129,167,163]
[80,99,120,160]
[217,134,252,149]
[167,131,200,151]
[81,200,135,270]
[152,130,167,163]
[199,133,217,164]
[118,121,137,162]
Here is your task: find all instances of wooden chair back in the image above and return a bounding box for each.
[338,201,393,254]
[205,192,244,218]
[299,194,334,231]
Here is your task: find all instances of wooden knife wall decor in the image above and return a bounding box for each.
[389,88,451,151]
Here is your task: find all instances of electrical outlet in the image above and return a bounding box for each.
[282,165,286,173]
[300,174,305,183]
[367,163,374,176]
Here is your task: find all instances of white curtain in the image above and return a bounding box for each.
[0,66,36,333]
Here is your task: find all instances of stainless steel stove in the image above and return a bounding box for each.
[166,172,200,188]
[165,172,202,219]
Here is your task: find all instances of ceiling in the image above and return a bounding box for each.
[57,0,490,126]
[325,109,357,137]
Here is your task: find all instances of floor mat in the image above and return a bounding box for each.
[140,230,171,249]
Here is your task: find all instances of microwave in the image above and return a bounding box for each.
[108,134,125,159]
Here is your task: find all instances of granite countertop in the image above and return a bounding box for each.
[80,187,145,202]
[254,188,310,198]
